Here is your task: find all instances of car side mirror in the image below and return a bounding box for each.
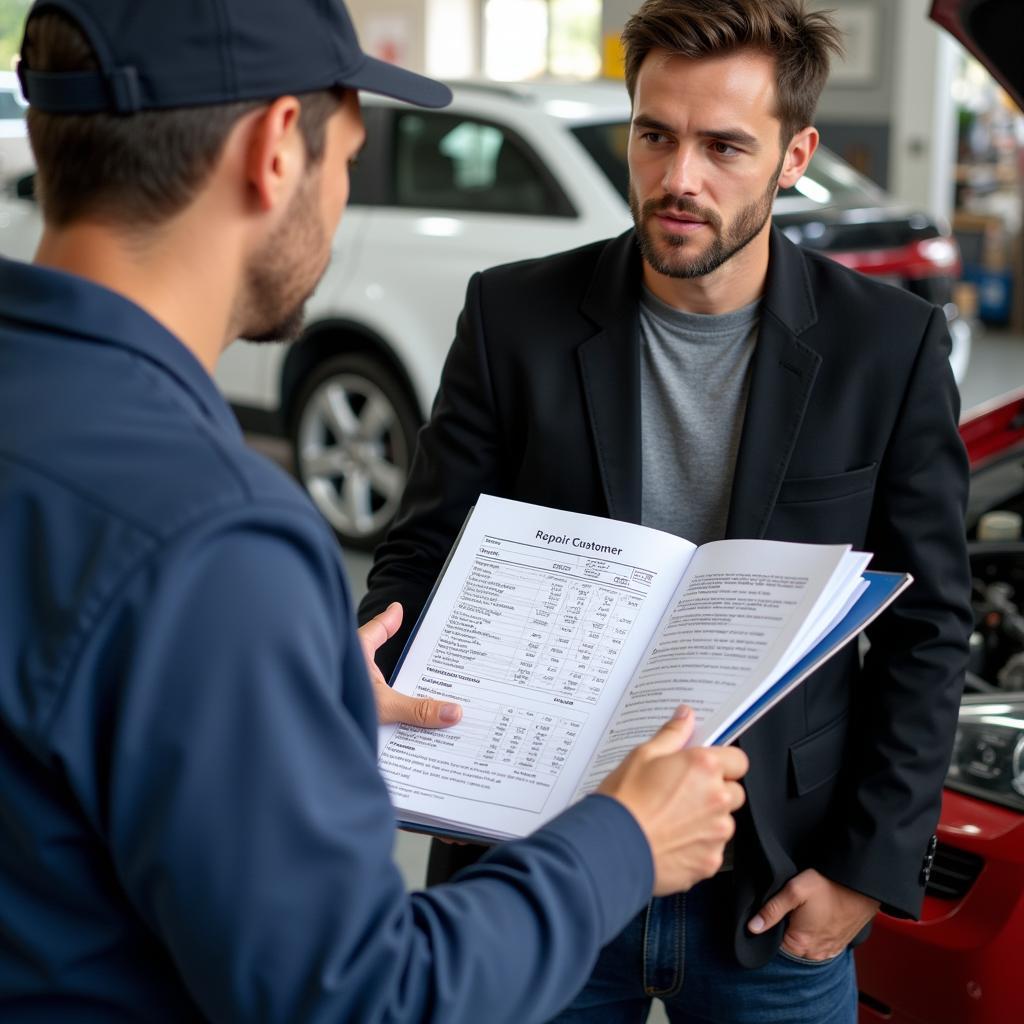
[15,173,35,201]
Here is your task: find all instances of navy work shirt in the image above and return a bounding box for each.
[0,258,653,1023]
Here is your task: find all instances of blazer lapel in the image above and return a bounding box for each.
[578,232,644,525]
[726,229,822,539]
[575,228,822,534]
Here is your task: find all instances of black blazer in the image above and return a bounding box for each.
[360,227,972,966]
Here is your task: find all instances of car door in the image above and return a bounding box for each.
[348,104,624,410]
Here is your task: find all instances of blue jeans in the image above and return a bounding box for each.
[548,872,857,1024]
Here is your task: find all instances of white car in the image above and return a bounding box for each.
[0,71,32,182]
[0,80,970,548]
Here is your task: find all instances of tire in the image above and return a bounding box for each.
[289,351,421,551]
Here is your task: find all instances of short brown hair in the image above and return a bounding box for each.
[22,9,341,227]
[622,0,844,142]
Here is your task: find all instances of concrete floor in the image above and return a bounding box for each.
[249,322,1024,1024]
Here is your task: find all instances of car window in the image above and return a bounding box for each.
[393,111,570,216]
[571,121,630,202]
[348,104,390,207]
[0,90,26,121]
[777,147,884,205]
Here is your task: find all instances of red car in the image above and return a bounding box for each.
[854,7,1024,1019]
[856,389,1024,1023]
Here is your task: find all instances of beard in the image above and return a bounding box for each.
[238,171,330,344]
[630,161,782,280]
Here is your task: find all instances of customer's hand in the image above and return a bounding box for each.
[598,707,748,896]
[748,868,879,960]
[359,602,462,728]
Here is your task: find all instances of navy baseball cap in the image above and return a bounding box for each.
[18,0,452,114]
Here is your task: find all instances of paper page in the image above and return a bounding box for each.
[377,495,696,839]
[572,539,856,797]
[789,575,870,661]
[711,571,912,746]
[781,551,871,669]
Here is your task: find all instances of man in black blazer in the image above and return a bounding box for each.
[359,1,971,1020]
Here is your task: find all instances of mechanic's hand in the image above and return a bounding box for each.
[359,602,462,728]
[748,868,880,960]
[598,707,748,896]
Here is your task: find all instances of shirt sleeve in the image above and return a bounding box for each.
[55,512,652,1023]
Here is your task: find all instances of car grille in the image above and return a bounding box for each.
[925,844,984,900]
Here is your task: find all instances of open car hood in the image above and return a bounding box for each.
[930,0,1024,110]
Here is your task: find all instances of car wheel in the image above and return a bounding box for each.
[290,352,420,550]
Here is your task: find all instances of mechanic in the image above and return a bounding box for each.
[0,1,749,1021]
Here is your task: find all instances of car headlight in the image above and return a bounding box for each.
[946,694,1024,811]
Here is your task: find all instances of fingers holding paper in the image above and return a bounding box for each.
[597,706,749,896]
[359,602,463,728]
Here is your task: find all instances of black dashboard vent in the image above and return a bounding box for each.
[925,844,984,900]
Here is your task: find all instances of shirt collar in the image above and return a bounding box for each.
[0,257,242,439]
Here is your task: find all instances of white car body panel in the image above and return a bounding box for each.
[0,189,38,262]
[215,85,634,418]
[0,72,33,183]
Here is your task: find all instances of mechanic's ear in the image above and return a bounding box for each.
[244,96,304,213]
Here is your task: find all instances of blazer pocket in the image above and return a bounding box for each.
[789,713,849,797]
[776,463,878,505]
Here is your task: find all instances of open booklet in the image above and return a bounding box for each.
[377,495,910,843]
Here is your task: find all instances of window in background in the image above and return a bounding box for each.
[548,0,601,79]
[484,0,548,82]
[426,0,476,80]
[0,0,31,71]
[484,0,600,82]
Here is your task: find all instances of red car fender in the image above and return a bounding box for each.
[856,791,1024,1023]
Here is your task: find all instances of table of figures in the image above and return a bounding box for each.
[427,535,656,704]
[393,695,583,778]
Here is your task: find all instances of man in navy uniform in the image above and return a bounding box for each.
[0,2,748,1021]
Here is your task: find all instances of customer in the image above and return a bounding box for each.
[360,2,973,1021]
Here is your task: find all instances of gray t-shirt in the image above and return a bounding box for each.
[639,287,760,544]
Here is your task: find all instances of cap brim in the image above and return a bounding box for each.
[342,55,451,109]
